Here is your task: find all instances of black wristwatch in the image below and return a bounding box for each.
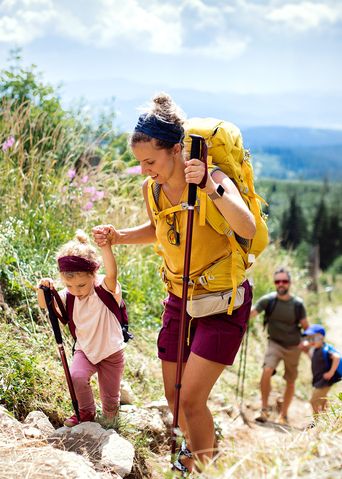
[208,184,225,200]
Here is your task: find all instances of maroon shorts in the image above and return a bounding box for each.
[157,280,252,365]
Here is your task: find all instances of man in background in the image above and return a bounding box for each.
[250,267,309,424]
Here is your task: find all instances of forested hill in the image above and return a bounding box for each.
[242,127,342,181]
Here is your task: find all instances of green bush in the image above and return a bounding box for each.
[328,255,342,276]
[0,323,40,418]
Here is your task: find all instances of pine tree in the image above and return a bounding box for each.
[311,198,339,270]
[280,194,307,249]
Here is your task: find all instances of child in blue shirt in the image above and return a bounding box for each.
[302,324,341,414]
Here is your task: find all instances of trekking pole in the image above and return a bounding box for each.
[171,134,203,458]
[40,286,80,421]
[234,323,251,426]
[235,330,245,400]
[240,323,249,408]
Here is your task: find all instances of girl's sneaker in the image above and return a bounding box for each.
[64,414,79,427]
[64,411,95,427]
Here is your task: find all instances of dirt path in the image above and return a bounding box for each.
[324,305,342,351]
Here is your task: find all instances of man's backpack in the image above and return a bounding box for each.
[147,117,269,314]
[263,293,304,329]
[322,344,342,378]
[52,286,133,345]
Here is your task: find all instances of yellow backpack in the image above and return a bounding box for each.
[148,117,269,313]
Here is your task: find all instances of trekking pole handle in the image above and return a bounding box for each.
[188,134,203,206]
[40,286,63,344]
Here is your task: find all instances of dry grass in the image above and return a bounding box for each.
[185,406,342,479]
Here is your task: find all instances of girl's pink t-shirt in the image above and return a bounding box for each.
[58,275,125,364]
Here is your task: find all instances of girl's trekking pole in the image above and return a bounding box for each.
[40,286,80,422]
[171,134,203,458]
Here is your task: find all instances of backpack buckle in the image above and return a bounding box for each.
[248,254,256,263]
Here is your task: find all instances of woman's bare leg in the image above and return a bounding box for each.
[180,353,225,468]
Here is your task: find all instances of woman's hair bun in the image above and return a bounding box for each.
[149,92,185,125]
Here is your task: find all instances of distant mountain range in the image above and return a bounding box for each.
[62,78,342,181]
[241,127,342,181]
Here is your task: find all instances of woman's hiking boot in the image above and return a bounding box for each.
[255,407,270,423]
[64,411,96,427]
[172,440,193,477]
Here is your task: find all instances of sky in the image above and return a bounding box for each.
[0,0,341,131]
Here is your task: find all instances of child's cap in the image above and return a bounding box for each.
[303,324,326,337]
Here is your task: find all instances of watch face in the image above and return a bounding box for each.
[217,184,225,197]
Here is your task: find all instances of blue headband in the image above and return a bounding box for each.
[134,113,184,144]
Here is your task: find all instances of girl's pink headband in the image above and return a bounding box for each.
[58,255,99,273]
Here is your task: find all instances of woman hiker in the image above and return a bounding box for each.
[93,93,256,473]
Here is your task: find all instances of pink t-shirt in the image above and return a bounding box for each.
[58,275,125,364]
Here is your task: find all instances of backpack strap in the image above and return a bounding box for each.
[148,178,201,222]
[322,344,332,371]
[94,285,133,342]
[263,294,277,329]
[293,297,305,323]
[94,285,125,323]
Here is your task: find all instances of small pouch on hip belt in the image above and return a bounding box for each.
[186,286,245,318]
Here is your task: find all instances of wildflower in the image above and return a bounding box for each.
[92,190,105,201]
[84,186,96,195]
[2,135,15,152]
[67,169,76,180]
[124,165,141,175]
[83,201,94,211]
[81,175,89,183]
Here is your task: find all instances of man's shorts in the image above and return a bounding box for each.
[263,339,301,382]
[157,280,252,366]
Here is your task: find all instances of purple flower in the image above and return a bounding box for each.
[81,175,89,183]
[124,165,141,175]
[83,201,94,211]
[92,190,105,201]
[84,186,96,195]
[2,135,15,152]
[67,169,76,180]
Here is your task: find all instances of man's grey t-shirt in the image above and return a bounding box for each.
[255,292,306,347]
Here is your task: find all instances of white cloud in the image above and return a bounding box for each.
[266,2,340,31]
[0,0,247,60]
[1,0,17,7]
[90,0,183,54]
[0,0,57,43]
[0,9,56,43]
[182,0,235,30]
[187,35,249,60]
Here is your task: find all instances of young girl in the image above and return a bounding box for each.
[93,93,255,473]
[37,230,125,427]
